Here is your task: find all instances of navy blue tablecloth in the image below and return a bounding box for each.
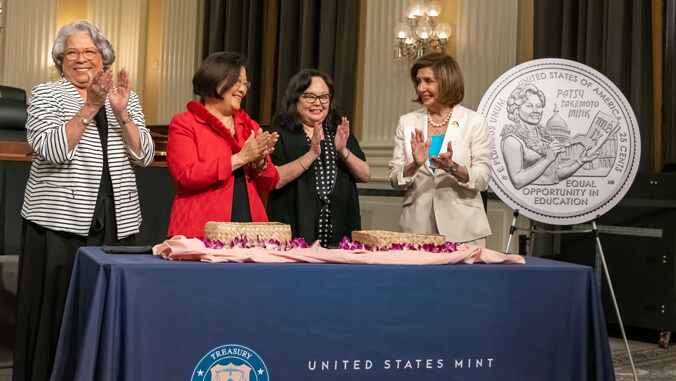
[52,247,614,380]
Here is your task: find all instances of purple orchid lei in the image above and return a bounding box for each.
[338,237,457,253]
[199,236,309,251]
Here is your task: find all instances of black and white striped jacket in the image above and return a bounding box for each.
[21,79,155,239]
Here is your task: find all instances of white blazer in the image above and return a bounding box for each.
[388,106,493,243]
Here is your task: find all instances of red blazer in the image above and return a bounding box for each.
[167,101,279,238]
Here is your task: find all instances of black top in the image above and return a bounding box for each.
[266,122,366,246]
[231,133,252,222]
[91,107,115,234]
[231,166,252,222]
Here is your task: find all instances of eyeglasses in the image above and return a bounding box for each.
[301,93,331,104]
[64,49,100,61]
[237,79,252,90]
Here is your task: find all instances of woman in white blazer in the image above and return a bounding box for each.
[389,53,492,246]
[14,21,154,381]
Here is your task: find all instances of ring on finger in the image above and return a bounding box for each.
[101,85,105,91]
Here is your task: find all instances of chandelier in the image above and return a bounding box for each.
[394,0,452,61]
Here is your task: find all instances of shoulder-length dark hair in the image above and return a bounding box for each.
[193,52,248,100]
[273,69,341,133]
[410,53,464,108]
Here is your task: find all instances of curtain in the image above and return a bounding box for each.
[275,0,361,124]
[665,0,675,166]
[533,0,654,172]
[202,0,361,125]
[202,0,267,121]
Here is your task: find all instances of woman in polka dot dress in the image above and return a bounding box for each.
[267,69,370,247]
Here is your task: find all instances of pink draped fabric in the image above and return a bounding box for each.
[153,236,525,265]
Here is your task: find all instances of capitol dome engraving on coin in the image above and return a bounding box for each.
[478,59,640,225]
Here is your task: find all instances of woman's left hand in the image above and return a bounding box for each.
[335,117,350,157]
[430,141,455,171]
[578,148,600,163]
[266,131,279,154]
[109,68,131,120]
[251,130,278,171]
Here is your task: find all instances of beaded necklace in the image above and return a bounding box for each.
[427,108,453,128]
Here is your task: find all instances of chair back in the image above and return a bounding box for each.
[0,101,28,131]
[0,86,27,103]
[0,89,29,140]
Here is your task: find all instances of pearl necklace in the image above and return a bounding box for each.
[427,109,453,128]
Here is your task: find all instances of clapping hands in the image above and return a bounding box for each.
[85,68,133,122]
[240,129,278,165]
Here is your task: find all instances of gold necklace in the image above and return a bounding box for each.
[221,117,234,133]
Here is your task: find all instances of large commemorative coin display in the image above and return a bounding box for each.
[478,59,640,225]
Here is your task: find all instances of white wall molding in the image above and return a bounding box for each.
[456,0,518,110]
[361,0,421,184]
[1,0,58,95]
[88,0,148,102]
[156,0,202,124]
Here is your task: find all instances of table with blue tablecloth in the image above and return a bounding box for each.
[52,247,614,380]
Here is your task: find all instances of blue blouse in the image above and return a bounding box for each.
[428,134,445,170]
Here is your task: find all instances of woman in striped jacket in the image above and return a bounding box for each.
[13,21,154,381]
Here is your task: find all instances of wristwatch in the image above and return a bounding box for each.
[450,162,459,173]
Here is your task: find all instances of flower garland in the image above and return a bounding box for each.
[199,236,459,253]
[200,236,309,251]
[338,237,458,253]
[501,123,554,156]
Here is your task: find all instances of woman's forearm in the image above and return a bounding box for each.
[275,151,318,189]
[403,161,422,178]
[117,110,143,156]
[66,104,98,152]
[339,149,370,183]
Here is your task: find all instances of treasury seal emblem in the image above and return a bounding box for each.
[191,344,269,381]
[478,58,640,225]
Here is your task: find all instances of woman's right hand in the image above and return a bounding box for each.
[85,70,113,109]
[411,128,431,167]
[544,141,564,161]
[240,131,272,163]
[309,122,324,159]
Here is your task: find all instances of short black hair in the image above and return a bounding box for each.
[273,68,341,133]
[193,52,248,99]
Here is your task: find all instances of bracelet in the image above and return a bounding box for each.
[77,111,90,126]
[298,158,308,170]
[340,150,351,161]
[251,160,268,172]
[120,116,133,126]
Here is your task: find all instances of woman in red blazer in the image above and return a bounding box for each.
[167,52,279,238]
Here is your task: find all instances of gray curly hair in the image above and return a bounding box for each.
[52,21,116,76]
